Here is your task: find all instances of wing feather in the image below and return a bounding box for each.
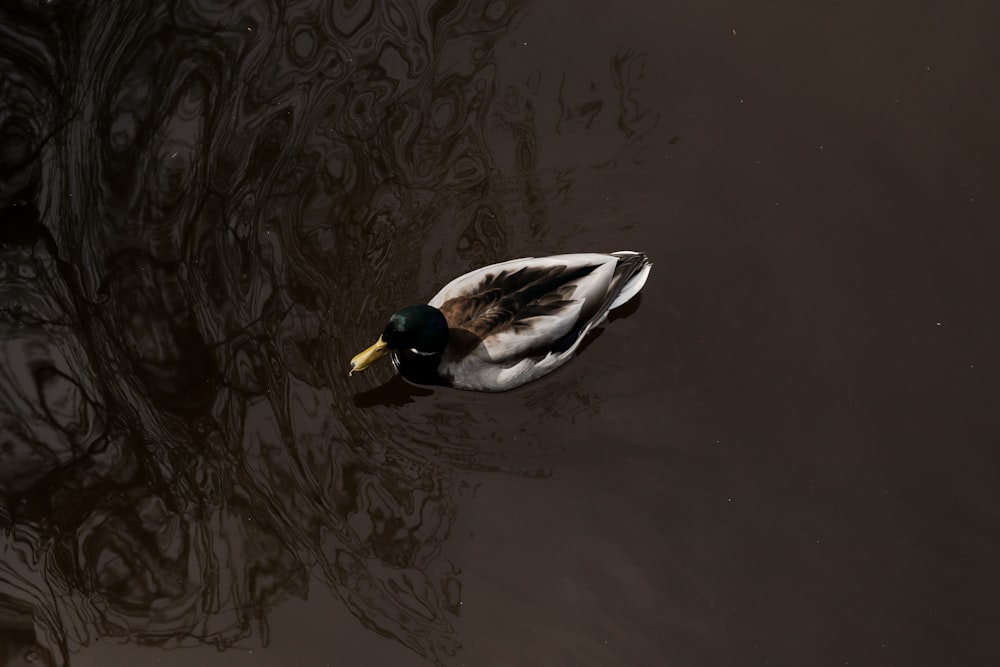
[429,254,617,363]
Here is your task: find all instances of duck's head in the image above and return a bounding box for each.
[349,304,448,374]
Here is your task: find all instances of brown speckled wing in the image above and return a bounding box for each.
[438,263,596,336]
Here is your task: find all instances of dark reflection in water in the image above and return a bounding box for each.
[0,0,656,663]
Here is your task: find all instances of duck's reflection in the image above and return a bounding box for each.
[0,0,659,663]
[353,375,434,408]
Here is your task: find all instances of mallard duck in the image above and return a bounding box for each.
[349,251,652,392]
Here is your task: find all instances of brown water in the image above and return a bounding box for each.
[1,0,999,665]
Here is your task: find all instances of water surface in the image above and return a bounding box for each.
[1,0,999,665]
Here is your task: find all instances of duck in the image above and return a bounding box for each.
[349,251,652,392]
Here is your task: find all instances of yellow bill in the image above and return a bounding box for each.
[350,336,390,375]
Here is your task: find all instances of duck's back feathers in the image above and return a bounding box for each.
[425,252,651,391]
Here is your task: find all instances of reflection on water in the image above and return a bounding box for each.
[0,0,657,663]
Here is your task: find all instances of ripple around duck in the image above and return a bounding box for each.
[0,0,660,663]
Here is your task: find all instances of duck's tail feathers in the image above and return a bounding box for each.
[608,251,652,310]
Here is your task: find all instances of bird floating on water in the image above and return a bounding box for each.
[350,251,652,392]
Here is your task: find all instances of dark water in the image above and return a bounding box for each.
[1,0,999,665]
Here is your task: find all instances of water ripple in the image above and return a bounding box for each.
[0,0,660,663]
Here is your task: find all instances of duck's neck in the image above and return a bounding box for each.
[393,347,445,386]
